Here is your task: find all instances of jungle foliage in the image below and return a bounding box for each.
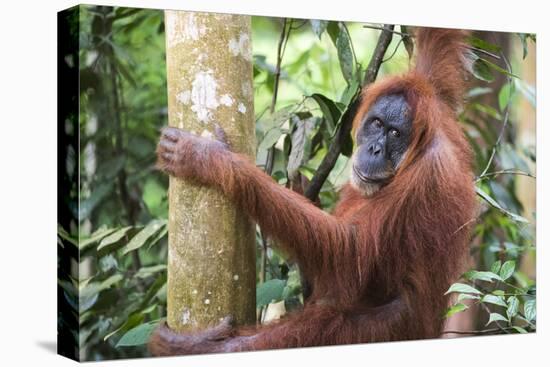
[57,5,536,360]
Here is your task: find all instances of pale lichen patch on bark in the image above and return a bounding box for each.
[220,94,234,106]
[228,33,252,61]
[165,12,207,47]
[238,102,247,114]
[176,90,191,105]
[190,70,220,123]
[181,308,191,325]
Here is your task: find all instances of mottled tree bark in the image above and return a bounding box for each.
[164,11,256,332]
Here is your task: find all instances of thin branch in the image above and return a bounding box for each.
[382,37,404,63]
[479,43,515,177]
[362,24,408,37]
[452,217,478,236]
[476,169,536,182]
[480,302,511,334]
[363,25,395,85]
[494,293,535,297]
[468,46,501,60]
[270,18,289,115]
[289,19,308,30]
[264,18,291,180]
[304,25,394,202]
[442,328,506,335]
[502,280,525,292]
[260,19,291,302]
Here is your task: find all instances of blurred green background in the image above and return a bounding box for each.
[57,5,536,361]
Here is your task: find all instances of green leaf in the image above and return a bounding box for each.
[143,177,167,218]
[116,322,158,347]
[524,299,536,321]
[472,103,502,120]
[310,20,328,40]
[253,55,277,75]
[122,220,166,255]
[481,294,507,307]
[486,312,508,326]
[476,186,529,223]
[445,283,482,295]
[98,226,133,251]
[115,59,137,88]
[498,83,513,112]
[328,155,351,187]
[492,290,505,296]
[258,127,283,151]
[114,7,143,20]
[472,58,494,82]
[457,293,480,302]
[79,182,114,221]
[513,270,534,288]
[57,225,78,246]
[517,33,529,59]
[490,260,502,275]
[464,270,502,283]
[339,79,360,106]
[282,269,302,300]
[445,303,468,318]
[337,83,361,157]
[287,116,317,181]
[141,272,168,306]
[506,296,519,318]
[335,23,354,84]
[467,87,493,98]
[80,274,124,298]
[299,166,315,180]
[257,279,286,308]
[257,106,293,139]
[79,226,117,252]
[468,36,502,54]
[140,304,158,315]
[326,21,340,46]
[99,255,118,272]
[499,260,516,281]
[511,326,528,334]
[483,59,520,79]
[135,265,167,279]
[104,313,144,341]
[146,225,168,250]
[309,93,342,133]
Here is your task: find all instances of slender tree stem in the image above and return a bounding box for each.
[363,25,394,85]
[362,24,408,37]
[476,169,535,182]
[480,302,511,333]
[259,19,291,312]
[469,46,501,60]
[270,18,289,114]
[479,45,515,177]
[442,328,506,335]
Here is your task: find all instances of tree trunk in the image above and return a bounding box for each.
[164,11,256,332]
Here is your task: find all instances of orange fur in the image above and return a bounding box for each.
[150,27,477,355]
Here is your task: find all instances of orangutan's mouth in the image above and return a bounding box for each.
[352,164,392,184]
